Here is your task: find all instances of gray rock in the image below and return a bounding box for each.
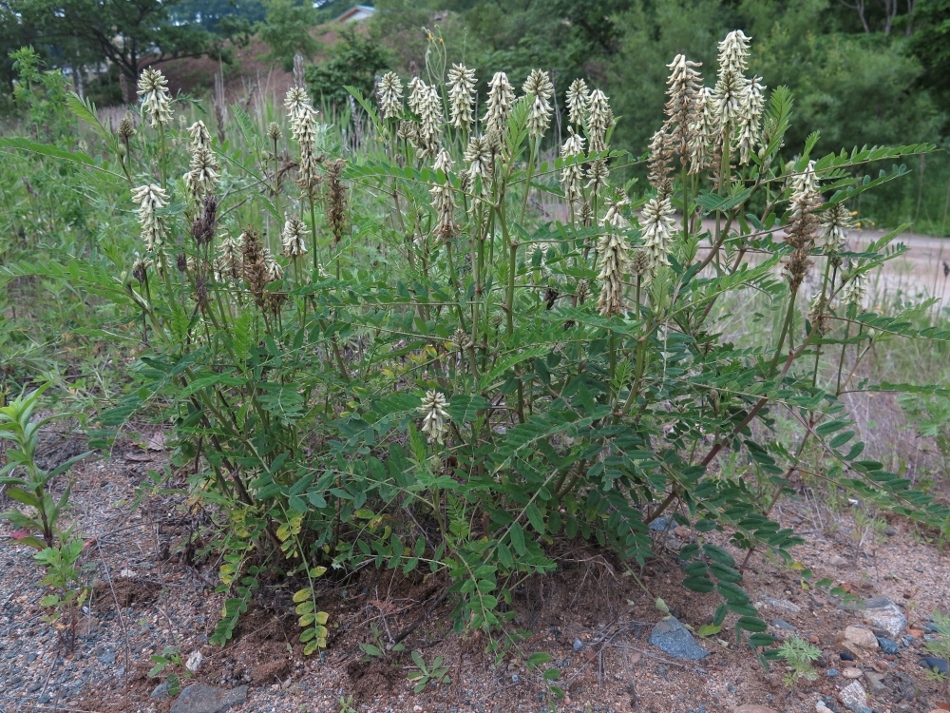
[838,680,868,712]
[649,517,671,532]
[770,618,796,631]
[919,656,949,675]
[826,669,838,677]
[876,636,899,654]
[170,684,248,713]
[860,597,907,639]
[151,682,171,699]
[649,617,708,661]
[864,672,885,694]
[572,638,583,651]
[757,596,801,614]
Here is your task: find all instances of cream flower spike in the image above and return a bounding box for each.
[137,68,173,128]
[418,390,451,444]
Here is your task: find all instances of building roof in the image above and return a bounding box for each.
[335,5,375,22]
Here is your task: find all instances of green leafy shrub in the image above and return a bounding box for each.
[19,27,948,663]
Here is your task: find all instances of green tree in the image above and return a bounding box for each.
[257,0,320,66]
[305,29,391,108]
[2,0,224,101]
[909,0,950,127]
[608,0,728,156]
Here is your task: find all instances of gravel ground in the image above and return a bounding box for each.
[2,429,950,713]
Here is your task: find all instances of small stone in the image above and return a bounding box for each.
[884,525,897,536]
[861,597,907,639]
[876,636,899,654]
[649,517,670,532]
[151,682,171,699]
[97,649,116,666]
[841,667,863,679]
[826,669,839,678]
[757,596,801,614]
[185,650,203,673]
[829,555,849,567]
[734,706,780,713]
[901,634,915,647]
[838,626,878,650]
[572,638,584,651]
[840,651,856,661]
[170,684,248,713]
[511,674,519,683]
[771,619,796,631]
[816,703,834,713]
[864,672,885,693]
[649,617,709,661]
[920,656,949,675]
[838,680,868,711]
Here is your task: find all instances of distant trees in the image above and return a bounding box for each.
[1,0,226,100]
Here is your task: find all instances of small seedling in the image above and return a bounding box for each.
[0,382,91,549]
[34,540,90,648]
[777,636,821,686]
[149,646,193,696]
[407,650,451,693]
[359,622,405,660]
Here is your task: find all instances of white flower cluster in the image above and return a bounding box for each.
[131,184,169,253]
[137,68,172,128]
[418,390,451,444]
[281,216,309,259]
[184,121,220,201]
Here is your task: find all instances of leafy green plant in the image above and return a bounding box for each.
[407,649,451,693]
[777,635,822,686]
[899,391,950,477]
[149,645,193,697]
[0,382,91,550]
[9,23,947,669]
[359,622,405,660]
[33,540,91,647]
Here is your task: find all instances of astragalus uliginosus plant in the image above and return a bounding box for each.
[52,28,947,658]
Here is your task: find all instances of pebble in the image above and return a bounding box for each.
[733,706,780,713]
[151,682,171,699]
[649,517,670,532]
[860,597,907,639]
[839,626,879,650]
[649,617,709,661]
[170,684,248,713]
[864,672,885,693]
[841,667,862,679]
[826,669,838,677]
[876,636,899,654]
[757,596,801,614]
[838,680,868,712]
[840,651,856,661]
[572,638,583,651]
[919,656,949,675]
[770,618,795,631]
